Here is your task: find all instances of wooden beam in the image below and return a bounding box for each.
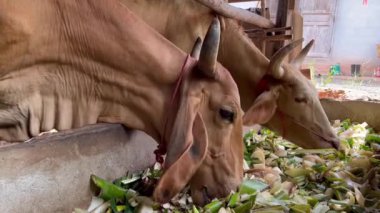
[245,26,292,33]
[248,34,292,41]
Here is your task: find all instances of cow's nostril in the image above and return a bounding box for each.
[329,132,337,139]
[202,186,212,203]
[331,138,340,150]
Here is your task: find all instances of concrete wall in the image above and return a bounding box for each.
[0,124,156,213]
[330,0,380,74]
[321,99,380,132]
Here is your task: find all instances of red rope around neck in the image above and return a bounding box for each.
[154,55,196,164]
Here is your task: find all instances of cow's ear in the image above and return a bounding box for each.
[153,95,208,203]
[243,89,279,125]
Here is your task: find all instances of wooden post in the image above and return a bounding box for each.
[261,0,267,18]
[288,10,303,62]
[261,0,267,54]
[274,0,289,53]
[288,0,296,10]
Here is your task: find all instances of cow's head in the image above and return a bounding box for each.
[243,40,340,149]
[153,18,244,205]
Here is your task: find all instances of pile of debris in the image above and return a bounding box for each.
[318,89,347,100]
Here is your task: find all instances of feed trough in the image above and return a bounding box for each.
[321,99,380,132]
[0,124,156,213]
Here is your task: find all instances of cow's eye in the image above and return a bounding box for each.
[219,108,235,123]
[295,96,308,103]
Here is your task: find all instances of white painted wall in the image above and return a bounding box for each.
[229,1,258,9]
[331,0,380,64]
[231,0,380,74]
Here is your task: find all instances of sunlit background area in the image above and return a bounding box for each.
[231,0,380,100]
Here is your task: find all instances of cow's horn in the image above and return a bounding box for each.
[191,37,203,60]
[194,0,274,28]
[268,39,304,79]
[198,17,220,77]
[291,39,314,70]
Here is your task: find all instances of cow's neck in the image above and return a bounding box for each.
[219,20,270,111]
[120,0,270,111]
[60,0,188,143]
[120,0,213,54]
[0,0,188,143]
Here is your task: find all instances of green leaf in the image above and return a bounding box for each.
[333,189,345,200]
[290,204,311,213]
[312,202,329,213]
[204,200,223,213]
[341,119,351,130]
[120,173,141,185]
[239,180,268,195]
[312,163,328,173]
[366,134,380,144]
[345,138,355,148]
[110,198,118,213]
[274,190,289,200]
[124,202,134,213]
[325,177,345,183]
[293,175,307,186]
[311,194,328,202]
[336,151,348,161]
[227,192,240,208]
[91,175,127,201]
[358,144,371,151]
[332,185,349,193]
[306,196,318,207]
[328,199,350,206]
[292,149,336,155]
[192,205,200,213]
[251,206,286,213]
[115,205,126,212]
[370,157,380,165]
[233,199,255,213]
[285,168,311,177]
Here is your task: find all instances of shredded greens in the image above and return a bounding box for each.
[75,119,380,213]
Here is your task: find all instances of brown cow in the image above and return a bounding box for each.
[0,0,244,204]
[121,0,340,149]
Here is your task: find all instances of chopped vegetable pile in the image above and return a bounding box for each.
[75,119,380,213]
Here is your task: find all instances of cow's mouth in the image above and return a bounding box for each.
[202,186,212,203]
[316,134,340,150]
[287,116,340,150]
